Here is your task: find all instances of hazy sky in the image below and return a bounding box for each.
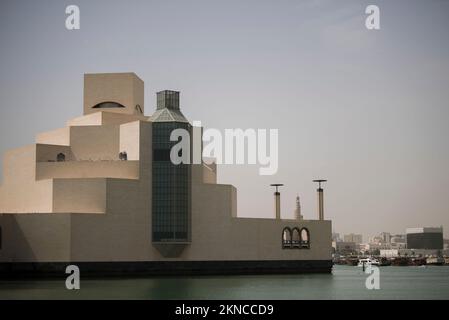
[1,0,448,240]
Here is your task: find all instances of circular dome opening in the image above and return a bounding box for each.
[92,101,126,109]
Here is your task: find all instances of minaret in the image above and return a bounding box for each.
[294,195,303,220]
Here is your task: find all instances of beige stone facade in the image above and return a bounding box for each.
[0,73,331,273]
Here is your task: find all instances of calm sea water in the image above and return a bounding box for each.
[1,265,448,299]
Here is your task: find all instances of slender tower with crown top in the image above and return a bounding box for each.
[294,195,303,220]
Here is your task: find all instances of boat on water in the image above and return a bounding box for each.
[411,258,427,266]
[346,258,359,266]
[379,257,391,266]
[426,256,445,266]
[391,257,410,266]
[357,257,380,267]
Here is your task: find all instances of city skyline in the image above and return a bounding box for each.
[334,227,447,245]
[1,0,449,238]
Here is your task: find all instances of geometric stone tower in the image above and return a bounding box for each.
[84,72,144,116]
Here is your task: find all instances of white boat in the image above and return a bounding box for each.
[426,256,445,266]
[357,257,380,267]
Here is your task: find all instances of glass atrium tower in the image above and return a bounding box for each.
[150,91,191,244]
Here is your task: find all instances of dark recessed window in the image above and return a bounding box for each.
[0,226,2,250]
[57,153,66,162]
[119,151,128,161]
[152,122,191,243]
[92,101,126,109]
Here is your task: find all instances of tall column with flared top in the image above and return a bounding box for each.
[313,180,327,220]
[270,184,283,219]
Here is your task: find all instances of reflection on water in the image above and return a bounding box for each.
[1,265,449,299]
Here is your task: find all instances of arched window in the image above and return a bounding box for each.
[282,227,292,249]
[92,101,126,109]
[292,228,300,248]
[119,151,128,161]
[56,153,66,162]
[300,228,310,249]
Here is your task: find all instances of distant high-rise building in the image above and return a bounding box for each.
[344,233,363,245]
[406,227,443,250]
[443,239,449,250]
[332,232,341,242]
[380,232,391,243]
[294,195,303,220]
[390,234,406,245]
[333,241,357,255]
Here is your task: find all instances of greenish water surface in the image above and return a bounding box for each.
[1,265,448,299]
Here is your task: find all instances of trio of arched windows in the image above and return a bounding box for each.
[282,227,310,249]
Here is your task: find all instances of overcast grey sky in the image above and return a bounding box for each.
[1,0,448,240]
